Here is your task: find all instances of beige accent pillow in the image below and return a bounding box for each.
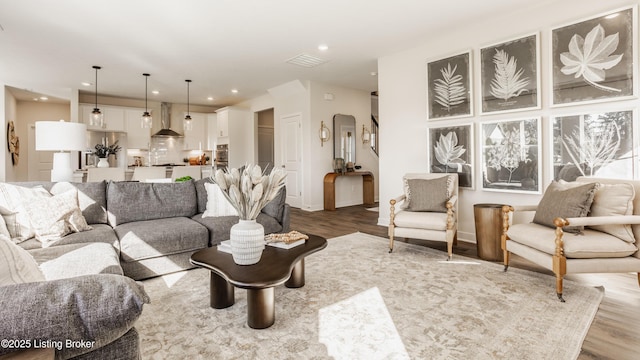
[402,174,454,211]
[202,182,238,217]
[588,182,635,243]
[404,177,451,212]
[533,181,597,233]
[0,234,45,286]
[23,189,91,247]
[0,183,51,242]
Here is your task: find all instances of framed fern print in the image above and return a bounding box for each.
[428,124,474,189]
[552,110,636,181]
[551,6,637,106]
[481,117,541,194]
[427,51,473,120]
[480,33,540,114]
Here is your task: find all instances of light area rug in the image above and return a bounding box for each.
[136,232,603,360]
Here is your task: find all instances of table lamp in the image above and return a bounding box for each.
[35,120,87,182]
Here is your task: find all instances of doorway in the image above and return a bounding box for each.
[257,108,274,173]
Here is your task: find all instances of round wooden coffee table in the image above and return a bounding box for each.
[190,234,327,329]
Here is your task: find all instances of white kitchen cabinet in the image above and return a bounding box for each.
[80,104,125,132]
[125,108,151,149]
[183,112,208,150]
[207,113,217,150]
[216,109,229,139]
[216,106,252,168]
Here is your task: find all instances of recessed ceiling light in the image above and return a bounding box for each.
[33,97,39,101]
[152,90,159,95]
[81,82,92,87]
[370,71,378,76]
[318,44,329,51]
[231,89,238,94]
[207,96,214,101]
[39,96,48,101]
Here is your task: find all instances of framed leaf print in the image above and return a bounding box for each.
[481,117,541,193]
[428,124,474,189]
[427,51,473,120]
[480,33,540,114]
[552,110,636,181]
[552,6,637,106]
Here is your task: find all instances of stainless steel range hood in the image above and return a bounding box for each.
[152,102,183,138]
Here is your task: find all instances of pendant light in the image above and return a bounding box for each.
[184,79,193,131]
[141,73,153,128]
[90,66,104,128]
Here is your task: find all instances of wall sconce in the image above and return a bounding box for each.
[319,120,331,146]
[361,124,371,144]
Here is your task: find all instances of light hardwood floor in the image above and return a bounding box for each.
[290,204,640,360]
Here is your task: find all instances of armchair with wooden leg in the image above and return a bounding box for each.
[388,173,458,259]
[502,177,640,302]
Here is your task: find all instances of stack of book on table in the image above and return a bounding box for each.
[217,231,309,253]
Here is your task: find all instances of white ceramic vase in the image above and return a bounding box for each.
[230,219,265,265]
[97,157,109,168]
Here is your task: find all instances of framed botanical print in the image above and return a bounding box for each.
[481,117,541,193]
[552,110,636,180]
[428,124,474,189]
[427,51,473,120]
[551,6,637,106]
[480,33,540,114]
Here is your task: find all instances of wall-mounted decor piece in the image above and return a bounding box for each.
[427,51,472,120]
[481,117,541,193]
[6,120,19,166]
[428,124,474,189]
[552,110,635,181]
[480,33,540,114]
[552,6,636,106]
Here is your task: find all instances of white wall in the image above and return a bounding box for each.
[378,0,639,241]
[309,82,379,210]
[1,86,11,181]
[240,80,377,211]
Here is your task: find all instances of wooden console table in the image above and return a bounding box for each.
[323,171,375,211]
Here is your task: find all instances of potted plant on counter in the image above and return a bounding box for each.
[94,141,121,168]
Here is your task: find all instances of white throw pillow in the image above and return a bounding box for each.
[0,214,10,238]
[49,183,93,233]
[0,183,51,243]
[0,234,45,286]
[23,189,91,247]
[202,182,238,218]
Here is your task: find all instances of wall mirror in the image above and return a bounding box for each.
[333,114,356,164]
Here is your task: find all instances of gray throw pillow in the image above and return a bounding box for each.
[0,274,150,359]
[532,181,597,233]
[405,177,450,213]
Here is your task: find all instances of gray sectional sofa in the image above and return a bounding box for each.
[0,178,290,359]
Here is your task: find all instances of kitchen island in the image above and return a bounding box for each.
[74,165,213,182]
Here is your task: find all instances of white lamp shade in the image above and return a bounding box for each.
[35,121,87,151]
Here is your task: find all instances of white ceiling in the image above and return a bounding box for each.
[0,0,539,107]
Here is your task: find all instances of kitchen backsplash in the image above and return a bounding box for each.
[127,137,211,166]
[83,131,211,168]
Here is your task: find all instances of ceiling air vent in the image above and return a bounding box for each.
[286,53,327,68]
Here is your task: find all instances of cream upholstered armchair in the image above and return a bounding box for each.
[389,173,458,259]
[502,177,640,302]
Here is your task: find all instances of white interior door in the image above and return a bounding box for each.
[280,113,302,208]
